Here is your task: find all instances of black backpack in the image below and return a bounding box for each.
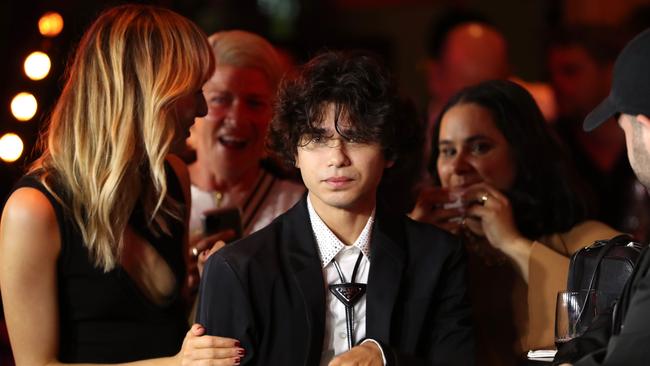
[567,234,644,318]
[554,234,645,365]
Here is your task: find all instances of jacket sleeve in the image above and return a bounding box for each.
[196,253,257,364]
[527,221,620,349]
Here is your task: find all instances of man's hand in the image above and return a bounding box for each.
[328,342,383,366]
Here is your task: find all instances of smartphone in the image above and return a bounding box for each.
[201,207,243,243]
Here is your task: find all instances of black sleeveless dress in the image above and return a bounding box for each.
[12,167,188,362]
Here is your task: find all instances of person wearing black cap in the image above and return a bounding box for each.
[547,26,650,243]
[558,28,650,366]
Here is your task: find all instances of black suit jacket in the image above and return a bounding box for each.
[197,197,474,365]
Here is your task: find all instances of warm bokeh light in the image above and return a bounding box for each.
[10,92,38,121]
[38,12,64,37]
[24,51,51,80]
[0,133,24,163]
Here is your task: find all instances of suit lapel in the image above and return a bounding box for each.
[284,197,326,366]
[366,207,406,342]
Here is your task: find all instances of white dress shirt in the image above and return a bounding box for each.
[307,196,385,366]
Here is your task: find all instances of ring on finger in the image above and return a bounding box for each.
[479,193,489,206]
[191,246,200,258]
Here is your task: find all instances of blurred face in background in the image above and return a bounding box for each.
[190,65,274,186]
[548,45,612,119]
[436,102,516,192]
[429,23,509,106]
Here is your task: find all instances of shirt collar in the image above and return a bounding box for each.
[306,194,374,268]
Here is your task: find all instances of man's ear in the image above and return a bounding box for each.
[636,114,650,128]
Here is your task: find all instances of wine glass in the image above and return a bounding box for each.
[554,290,598,348]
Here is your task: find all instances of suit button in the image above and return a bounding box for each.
[339,332,347,339]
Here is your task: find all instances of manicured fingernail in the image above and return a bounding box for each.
[238,348,245,356]
[234,357,241,365]
[234,341,240,347]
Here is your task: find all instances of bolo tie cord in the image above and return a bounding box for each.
[330,252,365,350]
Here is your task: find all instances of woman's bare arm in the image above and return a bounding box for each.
[0,187,241,366]
[0,187,64,366]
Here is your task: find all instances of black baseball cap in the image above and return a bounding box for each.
[584,28,650,131]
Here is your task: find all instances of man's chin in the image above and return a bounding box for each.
[315,192,371,212]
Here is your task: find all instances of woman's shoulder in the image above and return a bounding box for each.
[548,220,621,254]
[564,220,621,241]
[1,186,61,257]
[4,186,57,222]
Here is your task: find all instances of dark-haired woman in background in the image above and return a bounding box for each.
[410,79,618,365]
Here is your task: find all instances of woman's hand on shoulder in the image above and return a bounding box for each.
[178,324,244,366]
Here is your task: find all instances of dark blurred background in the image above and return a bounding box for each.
[1,0,648,209]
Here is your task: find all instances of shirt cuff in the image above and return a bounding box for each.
[361,338,387,365]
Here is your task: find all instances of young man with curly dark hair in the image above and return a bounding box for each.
[197,50,474,366]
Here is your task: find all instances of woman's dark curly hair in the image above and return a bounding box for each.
[430,79,591,238]
[267,50,424,213]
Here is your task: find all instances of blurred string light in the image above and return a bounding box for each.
[24,51,51,80]
[11,92,38,121]
[0,133,24,163]
[38,11,64,37]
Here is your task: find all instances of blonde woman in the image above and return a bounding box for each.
[0,5,242,365]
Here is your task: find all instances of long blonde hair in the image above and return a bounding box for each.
[30,4,214,271]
